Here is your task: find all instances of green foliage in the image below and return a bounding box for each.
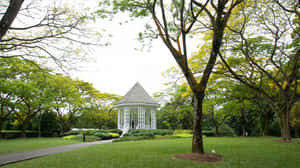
[173,129,192,134]
[63,135,100,142]
[0,130,37,133]
[217,124,236,136]
[202,130,215,136]
[172,133,193,138]
[0,57,120,137]
[64,130,81,136]
[156,84,193,130]
[107,129,123,135]
[125,129,173,137]
[268,117,281,136]
[113,136,153,143]
[290,102,300,129]
[93,132,112,140]
[109,132,120,138]
[62,135,78,140]
[63,129,120,140]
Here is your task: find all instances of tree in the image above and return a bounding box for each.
[156,84,193,129]
[0,0,103,71]
[218,1,299,141]
[75,82,120,129]
[0,57,53,137]
[45,74,80,134]
[222,83,260,136]
[0,0,24,40]
[106,0,244,154]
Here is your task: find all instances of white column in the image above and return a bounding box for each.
[151,108,156,129]
[141,106,145,129]
[138,105,141,129]
[124,107,130,129]
[117,109,120,129]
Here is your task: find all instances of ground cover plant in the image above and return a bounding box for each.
[2,137,300,168]
[0,138,79,155]
[62,129,122,142]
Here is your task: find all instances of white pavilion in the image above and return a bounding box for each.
[114,82,159,133]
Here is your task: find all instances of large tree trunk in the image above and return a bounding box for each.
[38,111,43,137]
[0,0,25,40]
[281,111,291,141]
[192,95,204,153]
[21,123,26,138]
[242,126,246,136]
[240,108,247,136]
[262,117,270,136]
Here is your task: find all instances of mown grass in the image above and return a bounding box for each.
[0,138,79,154]
[2,136,300,168]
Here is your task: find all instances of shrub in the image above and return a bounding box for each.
[126,129,173,137]
[269,117,281,136]
[218,124,236,136]
[64,130,80,136]
[113,136,153,142]
[108,129,123,135]
[172,133,193,138]
[202,130,215,136]
[0,130,38,139]
[109,133,120,138]
[63,135,78,140]
[94,132,112,140]
[173,129,192,134]
[63,135,100,142]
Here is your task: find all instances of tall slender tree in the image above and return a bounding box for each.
[105,0,244,153]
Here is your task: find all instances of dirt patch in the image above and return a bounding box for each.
[174,153,223,163]
[273,139,300,144]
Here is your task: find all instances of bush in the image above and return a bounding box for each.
[173,129,192,134]
[63,135,78,140]
[63,135,100,142]
[125,129,173,137]
[109,133,120,138]
[0,130,38,139]
[64,130,80,136]
[269,117,281,136]
[202,130,215,136]
[217,124,236,136]
[108,129,123,135]
[94,132,112,140]
[113,136,153,142]
[172,133,193,138]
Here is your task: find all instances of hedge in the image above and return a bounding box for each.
[124,129,173,137]
[113,136,153,142]
[0,130,39,139]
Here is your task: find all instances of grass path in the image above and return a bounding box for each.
[0,138,79,155]
[2,137,300,168]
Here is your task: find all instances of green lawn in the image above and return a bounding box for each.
[2,137,300,168]
[0,138,79,154]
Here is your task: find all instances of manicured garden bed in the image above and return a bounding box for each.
[2,137,300,168]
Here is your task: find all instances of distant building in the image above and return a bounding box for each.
[114,82,159,134]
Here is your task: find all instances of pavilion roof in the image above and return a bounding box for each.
[114,82,159,107]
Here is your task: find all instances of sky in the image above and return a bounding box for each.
[64,0,199,97]
[70,17,179,96]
